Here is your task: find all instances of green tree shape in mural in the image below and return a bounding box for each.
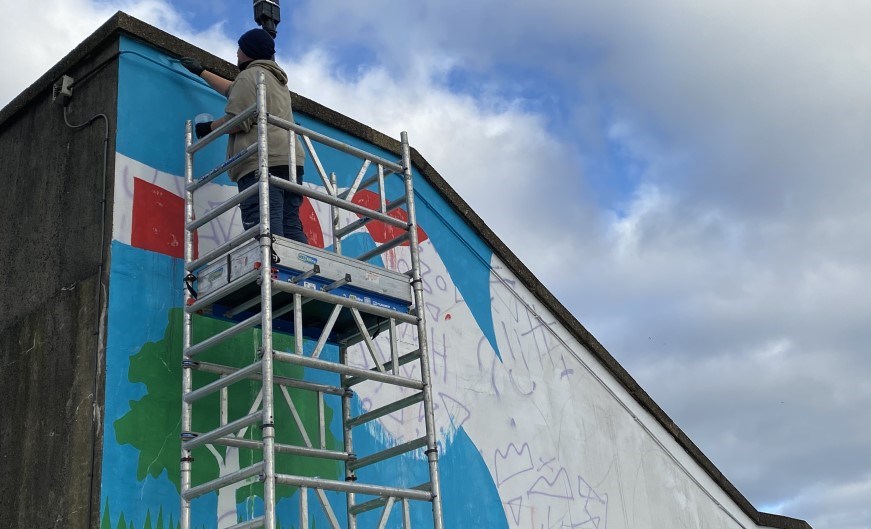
[115,308,340,528]
[105,498,188,529]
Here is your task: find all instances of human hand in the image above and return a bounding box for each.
[195,121,212,139]
[180,57,205,76]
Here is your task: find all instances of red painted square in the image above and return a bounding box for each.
[131,178,196,259]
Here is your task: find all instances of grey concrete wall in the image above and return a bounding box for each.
[0,36,119,529]
[0,275,101,528]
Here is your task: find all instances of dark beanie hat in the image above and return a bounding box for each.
[238,28,275,61]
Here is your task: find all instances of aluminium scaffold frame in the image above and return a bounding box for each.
[180,71,445,529]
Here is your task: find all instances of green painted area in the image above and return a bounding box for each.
[114,308,341,508]
[102,500,311,529]
[102,501,190,529]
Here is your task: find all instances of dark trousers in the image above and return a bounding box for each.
[237,165,308,244]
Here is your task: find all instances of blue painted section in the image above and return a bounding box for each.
[440,428,510,528]
[346,414,509,528]
[410,185,501,361]
[101,242,212,525]
[117,36,229,181]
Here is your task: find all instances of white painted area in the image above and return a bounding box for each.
[346,244,768,528]
[343,239,484,449]
[112,152,240,255]
[482,255,762,528]
[112,152,326,256]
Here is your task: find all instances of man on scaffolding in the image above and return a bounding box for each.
[181,28,308,244]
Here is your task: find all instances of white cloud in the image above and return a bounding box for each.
[1,0,111,104]
[771,474,871,529]
[278,47,602,278]
[0,0,242,107]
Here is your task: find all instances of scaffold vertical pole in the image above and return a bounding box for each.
[256,70,278,529]
[340,345,358,529]
[401,131,444,529]
[331,172,341,254]
[180,119,194,529]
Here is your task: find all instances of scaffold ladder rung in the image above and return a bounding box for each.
[209,436,353,461]
[226,516,264,529]
[184,361,262,403]
[344,349,421,387]
[347,392,424,428]
[275,474,432,501]
[191,360,346,396]
[348,483,432,516]
[183,462,263,501]
[184,311,261,358]
[183,411,261,450]
[185,272,259,314]
[335,195,408,239]
[273,351,424,390]
[348,436,428,471]
[185,224,260,271]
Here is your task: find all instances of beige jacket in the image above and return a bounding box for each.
[224,60,306,181]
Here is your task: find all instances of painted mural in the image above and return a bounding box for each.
[102,35,762,529]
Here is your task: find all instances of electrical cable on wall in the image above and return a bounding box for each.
[57,76,110,529]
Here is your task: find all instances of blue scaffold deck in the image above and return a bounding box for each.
[193,236,413,345]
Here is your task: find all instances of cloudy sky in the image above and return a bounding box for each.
[2,1,869,527]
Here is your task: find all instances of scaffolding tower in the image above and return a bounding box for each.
[180,71,444,529]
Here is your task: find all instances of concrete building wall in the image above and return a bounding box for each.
[0,35,119,529]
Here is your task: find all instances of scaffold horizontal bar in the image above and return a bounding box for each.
[275,475,432,502]
[227,517,264,529]
[184,361,263,403]
[183,462,263,501]
[334,195,407,239]
[348,436,428,471]
[224,276,317,319]
[267,115,404,174]
[224,292,266,318]
[211,436,353,461]
[347,392,424,428]
[189,143,257,192]
[184,311,261,358]
[187,105,256,154]
[273,352,424,390]
[271,280,418,324]
[187,184,258,232]
[348,483,432,515]
[193,361,346,396]
[269,177,409,231]
[344,349,421,387]
[356,232,411,263]
[185,272,259,314]
[275,374,345,396]
[184,412,261,450]
[186,225,260,271]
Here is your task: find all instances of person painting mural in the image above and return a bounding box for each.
[180,28,308,244]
